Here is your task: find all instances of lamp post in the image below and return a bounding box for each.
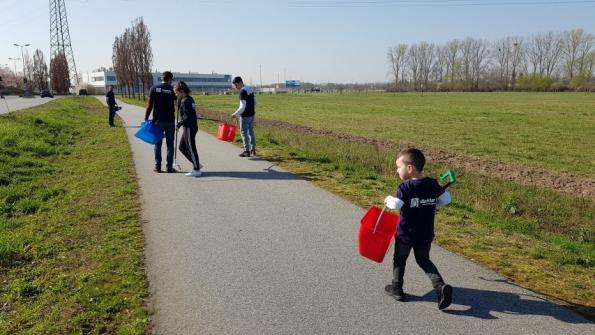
[14,43,31,95]
[8,57,21,87]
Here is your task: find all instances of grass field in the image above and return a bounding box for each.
[0,98,148,334]
[123,92,595,318]
[196,92,595,178]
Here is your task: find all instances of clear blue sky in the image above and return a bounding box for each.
[1,0,594,84]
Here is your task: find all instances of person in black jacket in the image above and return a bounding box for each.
[105,85,117,127]
[174,81,202,177]
[144,71,177,173]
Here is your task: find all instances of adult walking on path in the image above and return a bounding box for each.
[100,97,593,334]
[230,76,257,157]
[144,71,177,173]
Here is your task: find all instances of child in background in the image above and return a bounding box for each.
[383,148,453,310]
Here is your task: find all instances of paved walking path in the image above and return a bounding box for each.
[0,95,59,115]
[103,97,593,335]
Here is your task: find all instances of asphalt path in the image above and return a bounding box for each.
[0,95,58,114]
[101,97,593,335]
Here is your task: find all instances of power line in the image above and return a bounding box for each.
[291,0,595,7]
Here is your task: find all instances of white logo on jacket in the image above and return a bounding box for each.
[410,198,436,208]
[411,198,419,208]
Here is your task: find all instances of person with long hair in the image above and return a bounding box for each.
[174,81,202,177]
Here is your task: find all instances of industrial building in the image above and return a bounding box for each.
[82,69,232,94]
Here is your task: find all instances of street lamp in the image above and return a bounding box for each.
[14,43,31,95]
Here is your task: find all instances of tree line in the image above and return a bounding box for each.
[387,29,594,92]
[112,17,154,100]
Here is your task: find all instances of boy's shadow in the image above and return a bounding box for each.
[405,281,592,323]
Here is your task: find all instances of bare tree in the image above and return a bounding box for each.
[408,44,421,91]
[23,51,34,91]
[586,51,595,78]
[460,38,475,90]
[528,31,564,76]
[418,42,435,90]
[387,44,408,91]
[432,45,448,88]
[471,39,489,90]
[445,39,459,90]
[134,17,153,99]
[562,29,594,80]
[112,17,154,99]
[493,37,524,90]
[510,38,526,90]
[50,53,70,93]
[32,49,49,91]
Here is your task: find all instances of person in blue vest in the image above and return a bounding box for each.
[144,71,177,173]
[230,76,256,157]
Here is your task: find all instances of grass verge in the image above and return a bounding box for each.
[0,97,149,334]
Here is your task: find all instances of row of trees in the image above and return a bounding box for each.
[1,49,72,94]
[112,17,153,99]
[387,29,594,92]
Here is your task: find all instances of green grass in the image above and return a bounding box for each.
[194,92,595,178]
[0,97,149,334]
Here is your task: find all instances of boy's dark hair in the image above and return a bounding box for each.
[174,81,191,94]
[162,71,173,82]
[232,76,243,84]
[398,148,426,172]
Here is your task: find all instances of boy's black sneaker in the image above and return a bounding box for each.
[437,284,453,310]
[384,284,406,301]
[239,151,251,157]
[153,166,162,173]
[166,167,176,173]
[250,149,257,156]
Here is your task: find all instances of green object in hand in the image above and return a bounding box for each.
[438,169,457,188]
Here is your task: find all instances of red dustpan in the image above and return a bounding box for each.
[359,206,398,263]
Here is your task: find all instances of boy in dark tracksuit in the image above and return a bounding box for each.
[383,148,453,310]
[174,81,201,177]
[105,85,117,127]
[144,71,177,173]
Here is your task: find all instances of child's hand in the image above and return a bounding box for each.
[384,196,399,210]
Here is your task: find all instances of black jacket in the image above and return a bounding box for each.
[177,96,197,128]
[106,91,116,107]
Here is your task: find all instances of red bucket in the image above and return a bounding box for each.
[358,206,399,263]
[217,123,237,142]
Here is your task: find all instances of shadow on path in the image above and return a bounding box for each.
[403,285,591,324]
[202,170,303,181]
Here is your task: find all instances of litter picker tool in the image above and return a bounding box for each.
[173,105,181,171]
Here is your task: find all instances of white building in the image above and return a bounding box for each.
[82,69,232,94]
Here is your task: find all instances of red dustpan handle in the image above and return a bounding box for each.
[373,206,387,235]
